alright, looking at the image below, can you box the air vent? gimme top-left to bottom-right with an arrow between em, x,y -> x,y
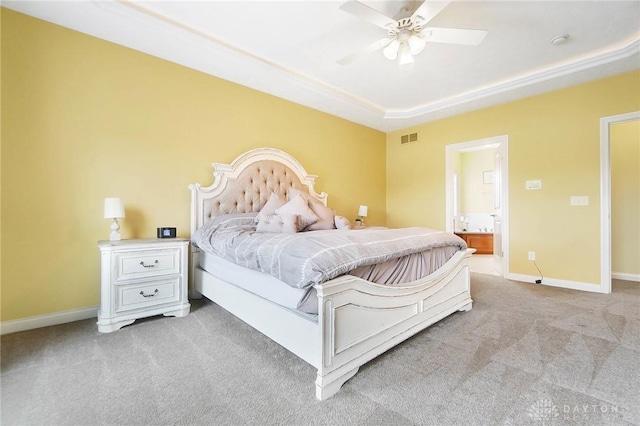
400,132 -> 418,144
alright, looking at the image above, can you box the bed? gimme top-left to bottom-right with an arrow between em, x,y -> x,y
189,147 -> 473,400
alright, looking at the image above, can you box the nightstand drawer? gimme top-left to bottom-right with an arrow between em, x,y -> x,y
115,248 -> 181,280
116,278 -> 180,313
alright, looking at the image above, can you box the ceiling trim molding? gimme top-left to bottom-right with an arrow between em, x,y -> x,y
5,0 -> 638,133
123,0 -> 639,127
385,37 -> 640,120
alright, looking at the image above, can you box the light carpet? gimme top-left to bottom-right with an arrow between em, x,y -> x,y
2,274 -> 638,425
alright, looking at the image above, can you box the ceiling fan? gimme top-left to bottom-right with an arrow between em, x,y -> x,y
337,0 -> 488,66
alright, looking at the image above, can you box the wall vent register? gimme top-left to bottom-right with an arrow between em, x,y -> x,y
401,132 -> 418,144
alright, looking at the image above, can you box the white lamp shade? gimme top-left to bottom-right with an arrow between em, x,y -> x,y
398,43 -> 414,65
383,40 -> 400,60
408,35 -> 426,55
104,198 -> 125,219
358,205 -> 368,217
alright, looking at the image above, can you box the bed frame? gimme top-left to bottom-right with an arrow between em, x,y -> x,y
189,147 -> 473,400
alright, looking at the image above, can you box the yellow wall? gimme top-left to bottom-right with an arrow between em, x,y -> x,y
2,8 -> 639,323
611,120 -> 640,275
0,9 -> 386,321
387,70 -> 640,285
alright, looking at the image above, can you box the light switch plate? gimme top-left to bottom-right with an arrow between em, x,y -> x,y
525,180 -> 542,190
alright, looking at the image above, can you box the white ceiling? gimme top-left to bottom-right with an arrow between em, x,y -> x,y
5,1 -> 640,132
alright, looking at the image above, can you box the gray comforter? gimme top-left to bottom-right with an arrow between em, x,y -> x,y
193,213 -> 467,290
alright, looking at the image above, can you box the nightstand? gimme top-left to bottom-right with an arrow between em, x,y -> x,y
97,238 -> 190,333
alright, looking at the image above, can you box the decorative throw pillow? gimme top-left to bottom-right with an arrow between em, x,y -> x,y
256,214 -> 298,234
334,215 -> 353,230
288,188 -> 335,231
275,194 -> 319,230
255,192 -> 286,223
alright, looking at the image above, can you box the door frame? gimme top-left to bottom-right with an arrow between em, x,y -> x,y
445,135 -> 509,275
599,111 -> 640,293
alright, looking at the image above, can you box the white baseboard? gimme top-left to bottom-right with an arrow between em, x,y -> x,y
1,306 -> 98,335
505,273 -> 608,293
612,272 -> 640,283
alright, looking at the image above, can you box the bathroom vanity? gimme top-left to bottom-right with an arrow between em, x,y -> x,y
455,232 -> 494,255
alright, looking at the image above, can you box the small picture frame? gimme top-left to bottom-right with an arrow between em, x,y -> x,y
483,170 -> 494,184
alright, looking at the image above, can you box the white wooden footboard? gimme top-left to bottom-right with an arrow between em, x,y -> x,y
314,248 -> 473,400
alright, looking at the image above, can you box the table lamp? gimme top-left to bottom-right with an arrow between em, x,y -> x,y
358,205 -> 368,226
104,197 -> 125,241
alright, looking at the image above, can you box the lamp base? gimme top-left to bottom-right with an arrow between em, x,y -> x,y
109,218 -> 121,241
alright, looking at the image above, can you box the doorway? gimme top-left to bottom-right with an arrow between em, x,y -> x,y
446,135 -> 509,276
600,111 -> 640,293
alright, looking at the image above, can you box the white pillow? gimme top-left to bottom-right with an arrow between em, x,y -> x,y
255,192 -> 286,223
275,194 -> 319,230
334,215 -> 353,230
288,188 -> 335,231
255,214 -> 298,234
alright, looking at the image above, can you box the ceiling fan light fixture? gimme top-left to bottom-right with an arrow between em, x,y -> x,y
408,34 -> 426,55
383,39 -> 400,60
337,0 -> 488,66
398,43 -> 414,65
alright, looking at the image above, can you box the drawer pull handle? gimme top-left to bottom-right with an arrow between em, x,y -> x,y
140,289 -> 159,298
140,260 -> 159,268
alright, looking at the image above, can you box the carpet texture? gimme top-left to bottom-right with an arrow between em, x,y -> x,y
2,274 -> 638,425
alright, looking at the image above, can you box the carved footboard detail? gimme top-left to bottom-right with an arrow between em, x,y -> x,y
314,249 -> 473,400
334,303 -> 419,354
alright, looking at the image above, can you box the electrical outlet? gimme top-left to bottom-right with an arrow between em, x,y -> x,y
570,196 -> 589,206
528,251 -> 536,261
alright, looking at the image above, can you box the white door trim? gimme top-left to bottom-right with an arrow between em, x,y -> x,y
445,135 -> 509,276
600,111 -> 640,293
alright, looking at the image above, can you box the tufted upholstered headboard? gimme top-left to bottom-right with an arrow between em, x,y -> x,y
189,148 -> 328,236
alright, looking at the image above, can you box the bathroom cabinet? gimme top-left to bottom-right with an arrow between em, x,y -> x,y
455,232 -> 494,255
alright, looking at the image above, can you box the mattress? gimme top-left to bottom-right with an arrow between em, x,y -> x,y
198,251 -> 318,314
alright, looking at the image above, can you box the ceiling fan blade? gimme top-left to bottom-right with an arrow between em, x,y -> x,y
411,0 -> 452,26
337,38 -> 392,65
423,27 -> 488,45
339,1 -> 397,30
